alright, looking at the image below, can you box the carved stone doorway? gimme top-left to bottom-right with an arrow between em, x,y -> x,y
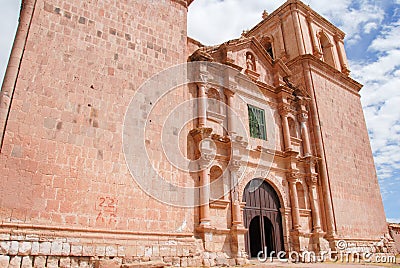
243,179 -> 284,258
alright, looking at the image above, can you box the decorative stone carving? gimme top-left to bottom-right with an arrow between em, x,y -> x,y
334,33 -> 351,76
211,134 -> 230,143
287,170 -> 300,182
202,153 -> 214,162
298,112 -> 308,122
190,127 -> 213,142
262,10 -> 269,20
231,135 -> 248,148
229,159 -> 241,171
278,104 -> 291,116
246,52 -> 256,71
189,49 -> 214,62
306,174 -> 318,186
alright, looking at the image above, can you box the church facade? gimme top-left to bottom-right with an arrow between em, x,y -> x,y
0,0 -> 395,267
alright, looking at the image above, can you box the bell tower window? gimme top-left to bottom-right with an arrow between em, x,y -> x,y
265,42 -> 274,59
318,32 -> 335,68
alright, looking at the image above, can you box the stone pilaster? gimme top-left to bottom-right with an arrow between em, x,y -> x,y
287,170 -> 301,252
0,0 -> 37,151
229,161 -> 242,227
306,173 -> 322,232
290,6 -> 305,55
307,172 -> 327,253
197,83 -> 208,128
225,89 -> 236,136
199,153 -> 213,226
306,14 -> 322,59
287,171 -> 301,231
298,111 -> 312,157
279,104 -> 293,152
275,17 -> 288,61
302,62 -> 336,240
334,33 -> 350,75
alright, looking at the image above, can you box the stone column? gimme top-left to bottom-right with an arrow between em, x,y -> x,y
225,89 -> 236,135
197,83 -> 208,128
288,172 -> 301,230
197,82 -> 211,226
298,112 -> 312,157
199,159 -> 211,226
229,162 -> 242,226
334,34 -> 350,75
290,6 -> 305,55
306,14 -> 322,58
302,61 -> 336,238
226,88 -> 242,226
279,105 -> 292,151
0,0 -> 37,151
306,174 -> 322,232
276,17 -> 287,60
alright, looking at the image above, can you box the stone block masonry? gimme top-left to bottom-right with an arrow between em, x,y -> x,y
0,0 -> 192,241
0,227 -> 203,267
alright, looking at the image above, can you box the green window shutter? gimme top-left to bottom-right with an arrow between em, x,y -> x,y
248,104 -> 267,140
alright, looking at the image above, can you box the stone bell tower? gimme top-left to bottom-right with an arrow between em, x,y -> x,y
245,0 -> 389,250
247,0 -> 350,74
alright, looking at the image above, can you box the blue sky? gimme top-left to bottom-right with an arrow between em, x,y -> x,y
0,0 -> 399,222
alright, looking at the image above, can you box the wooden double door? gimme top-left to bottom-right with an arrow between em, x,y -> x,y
243,179 -> 284,258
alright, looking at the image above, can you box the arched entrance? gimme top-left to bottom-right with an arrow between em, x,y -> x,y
243,179 -> 284,258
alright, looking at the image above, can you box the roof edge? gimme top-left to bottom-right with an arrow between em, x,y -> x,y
246,0 -> 345,38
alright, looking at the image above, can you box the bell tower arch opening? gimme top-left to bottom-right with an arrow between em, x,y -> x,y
318,32 -> 336,68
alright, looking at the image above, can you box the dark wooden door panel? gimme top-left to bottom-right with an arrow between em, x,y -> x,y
243,179 -> 284,258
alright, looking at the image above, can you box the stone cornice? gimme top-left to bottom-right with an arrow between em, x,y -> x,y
0,223 -> 194,239
209,36 -> 275,67
199,37 -> 293,89
171,0 -> 192,8
187,37 -> 204,48
286,54 -> 362,96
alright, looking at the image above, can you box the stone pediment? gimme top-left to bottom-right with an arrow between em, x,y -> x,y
195,37 -> 291,86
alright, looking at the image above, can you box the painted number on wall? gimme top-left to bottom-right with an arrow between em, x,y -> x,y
96,196 -> 117,212
95,196 -> 118,224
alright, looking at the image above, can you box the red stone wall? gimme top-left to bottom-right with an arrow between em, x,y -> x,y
0,0 -> 192,233
309,67 -> 388,239
389,225 -> 400,253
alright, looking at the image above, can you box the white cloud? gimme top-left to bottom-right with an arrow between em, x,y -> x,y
350,17 -> 400,184
188,0 -> 283,45
188,0 -> 385,45
334,2 -> 384,43
364,22 -> 378,34
370,20 -> 400,51
306,0 -> 385,44
388,218 -> 400,223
